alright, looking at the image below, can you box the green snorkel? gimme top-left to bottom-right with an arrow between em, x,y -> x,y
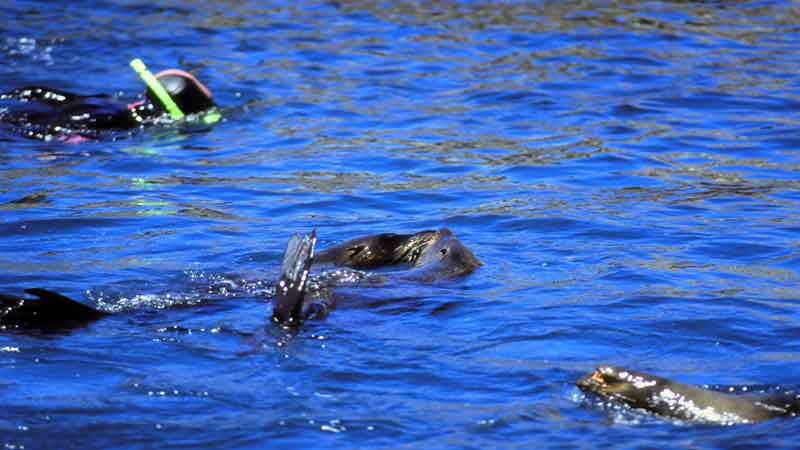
202,109 -> 221,125
129,58 -> 185,120
130,58 -> 220,124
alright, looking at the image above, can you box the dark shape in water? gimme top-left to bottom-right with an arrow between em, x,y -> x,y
273,228 -> 481,324
315,228 -> 481,278
577,365 -> 800,424
272,231 -> 317,325
0,288 -> 108,330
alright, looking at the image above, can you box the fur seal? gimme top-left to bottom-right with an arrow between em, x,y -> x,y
314,228 -> 481,280
0,288 -> 108,330
272,227 -> 481,324
577,365 -> 800,424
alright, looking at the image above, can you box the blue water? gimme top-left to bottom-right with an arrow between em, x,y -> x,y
1,0 -> 800,448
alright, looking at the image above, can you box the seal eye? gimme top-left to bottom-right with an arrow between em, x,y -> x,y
440,248 -> 448,256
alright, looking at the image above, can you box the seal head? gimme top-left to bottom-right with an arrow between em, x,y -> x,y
405,228 -> 482,281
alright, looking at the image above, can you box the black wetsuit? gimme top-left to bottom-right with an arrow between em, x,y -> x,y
0,86 -> 161,141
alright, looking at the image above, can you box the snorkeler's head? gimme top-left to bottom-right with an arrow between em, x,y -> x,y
145,69 -> 214,115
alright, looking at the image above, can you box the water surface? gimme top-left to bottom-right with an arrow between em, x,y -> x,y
1,1 -> 799,448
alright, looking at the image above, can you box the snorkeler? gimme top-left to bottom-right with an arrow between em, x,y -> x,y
0,59 -> 219,142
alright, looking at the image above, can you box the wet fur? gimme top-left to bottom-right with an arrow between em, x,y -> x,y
577,365 -> 800,424
0,288 -> 108,330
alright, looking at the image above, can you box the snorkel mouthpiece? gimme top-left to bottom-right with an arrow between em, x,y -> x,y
129,58 -> 185,120
203,110 -> 221,125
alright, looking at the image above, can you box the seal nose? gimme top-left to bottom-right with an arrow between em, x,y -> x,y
576,374 -> 592,388
452,241 -> 482,268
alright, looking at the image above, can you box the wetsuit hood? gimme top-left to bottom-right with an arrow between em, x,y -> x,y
145,69 -> 214,115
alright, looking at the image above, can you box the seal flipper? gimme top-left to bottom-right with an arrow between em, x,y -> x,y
272,231 -> 316,325
0,288 -> 107,329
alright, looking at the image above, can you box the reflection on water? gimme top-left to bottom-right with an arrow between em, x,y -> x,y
1,0 -> 800,449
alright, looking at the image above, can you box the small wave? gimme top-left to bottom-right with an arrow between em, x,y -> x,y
2,37 -> 55,65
